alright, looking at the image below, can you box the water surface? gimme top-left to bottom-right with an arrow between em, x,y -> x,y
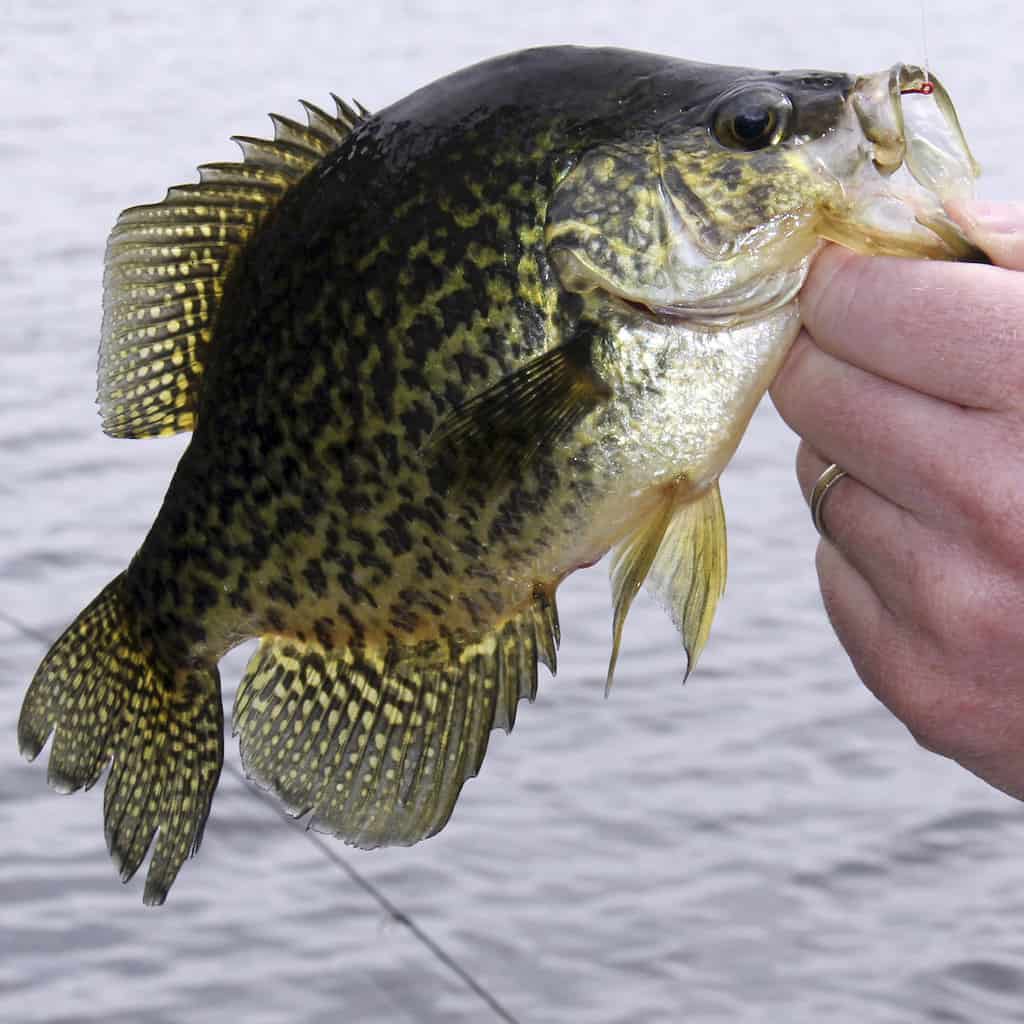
3,2 -> 1024,1021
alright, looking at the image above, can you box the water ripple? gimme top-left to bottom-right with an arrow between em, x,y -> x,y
3,3 -> 1022,1023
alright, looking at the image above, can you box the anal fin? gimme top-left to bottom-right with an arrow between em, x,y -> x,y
607,481 -> 727,691
232,592 -> 560,849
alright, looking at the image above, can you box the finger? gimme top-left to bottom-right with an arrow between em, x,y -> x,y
796,443 -> 936,619
797,244 -> 1024,411
818,535 -> 1024,800
771,331 -> 985,522
813,538 -> 892,706
814,539 -> 950,755
946,200 -> 1024,272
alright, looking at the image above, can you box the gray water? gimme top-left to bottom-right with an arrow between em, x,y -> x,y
4,2 -> 1024,1021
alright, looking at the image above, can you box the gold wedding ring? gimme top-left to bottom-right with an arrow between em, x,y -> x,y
810,463 -> 848,543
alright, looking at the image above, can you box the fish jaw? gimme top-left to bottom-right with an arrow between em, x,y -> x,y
807,64 -> 987,262
546,61 -> 985,346
545,130 -> 827,326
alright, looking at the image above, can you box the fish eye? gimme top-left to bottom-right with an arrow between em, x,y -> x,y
712,88 -> 793,151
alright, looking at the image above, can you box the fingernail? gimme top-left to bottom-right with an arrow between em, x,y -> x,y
954,200 -> 1024,236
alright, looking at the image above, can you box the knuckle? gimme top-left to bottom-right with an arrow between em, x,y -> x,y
811,527 -> 1021,769
843,628 -> 949,753
904,687 -> 1000,765
913,558 -> 987,646
893,578 -> 1023,762
900,547 -> 1021,674
958,452 -> 1024,571
906,717 -> 945,756
889,658 -> 982,759
923,417 -> 1024,569
906,711 -> 961,758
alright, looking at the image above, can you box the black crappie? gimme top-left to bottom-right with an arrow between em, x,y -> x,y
18,46 -> 985,903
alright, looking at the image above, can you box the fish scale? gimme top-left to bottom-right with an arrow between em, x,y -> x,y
18,46 -> 986,902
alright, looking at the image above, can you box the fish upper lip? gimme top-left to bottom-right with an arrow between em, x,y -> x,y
827,64 -> 986,263
851,67 -> 907,174
852,63 -> 980,183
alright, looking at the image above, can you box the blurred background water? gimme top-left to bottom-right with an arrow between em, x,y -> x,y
3,1 -> 1024,1021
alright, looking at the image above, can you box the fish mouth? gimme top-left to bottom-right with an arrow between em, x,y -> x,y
604,263 -> 810,327
821,63 -> 989,263
548,61 -> 988,327
856,65 -> 979,181
551,243 -> 814,329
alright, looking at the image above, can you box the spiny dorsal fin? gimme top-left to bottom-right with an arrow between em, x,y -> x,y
99,95 -> 367,439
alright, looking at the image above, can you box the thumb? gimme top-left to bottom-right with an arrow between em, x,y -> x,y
946,200 -> 1024,271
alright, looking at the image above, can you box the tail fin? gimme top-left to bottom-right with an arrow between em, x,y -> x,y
17,573 -> 223,905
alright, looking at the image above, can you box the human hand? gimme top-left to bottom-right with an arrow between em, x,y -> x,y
770,201 -> 1024,799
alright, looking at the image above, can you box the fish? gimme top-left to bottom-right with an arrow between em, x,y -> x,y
17,46 -> 987,904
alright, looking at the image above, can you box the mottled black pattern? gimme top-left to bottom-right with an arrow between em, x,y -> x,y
22,47 -> 877,900
18,44 -> 996,909
126,48 -> 855,666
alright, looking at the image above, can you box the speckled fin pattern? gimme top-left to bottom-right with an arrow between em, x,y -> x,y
98,96 -> 367,438
232,593 -> 560,849
16,573 -> 224,906
607,482 -> 727,691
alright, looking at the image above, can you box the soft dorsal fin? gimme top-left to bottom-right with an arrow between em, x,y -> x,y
99,95 -> 368,439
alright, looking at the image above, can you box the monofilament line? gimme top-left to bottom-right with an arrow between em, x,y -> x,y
3,607 -> 520,1024
920,0 -> 931,84
238,768 -> 521,1024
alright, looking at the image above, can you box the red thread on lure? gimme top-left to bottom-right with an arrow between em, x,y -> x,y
901,82 -> 935,96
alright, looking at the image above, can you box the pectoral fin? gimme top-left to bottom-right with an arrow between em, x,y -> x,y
428,333 -> 610,482
607,482 -> 727,691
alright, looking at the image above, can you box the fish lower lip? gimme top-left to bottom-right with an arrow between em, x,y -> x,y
648,303 -> 692,319
606,290 -> 798,325
914,212 -> 992,264
610,293 -> 687,321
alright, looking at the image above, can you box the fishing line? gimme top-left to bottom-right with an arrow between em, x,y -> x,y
2,606 -> 520,1024
901,5 -> 934,100
238,769 -> 521,1024
920,0 -> 931,85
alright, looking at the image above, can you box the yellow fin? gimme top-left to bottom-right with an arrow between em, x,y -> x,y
231,594 -> 559,849
99,96 -> 367,439
647,482 -> 728,678
606,493 -> 675,694
17,573 -> 223,905
607,482 -> 727,691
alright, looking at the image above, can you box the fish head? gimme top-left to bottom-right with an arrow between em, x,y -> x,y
546,60 -> 984,326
